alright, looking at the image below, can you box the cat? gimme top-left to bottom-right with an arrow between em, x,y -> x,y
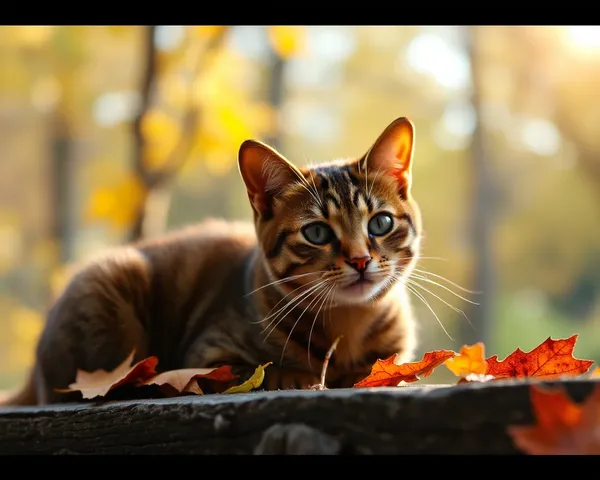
2,116 -> 422,406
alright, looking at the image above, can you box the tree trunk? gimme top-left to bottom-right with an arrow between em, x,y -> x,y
265,53 -> 286,151
50,112 -> 76,264
462,26 -> 496,346
128,25 -> 157,243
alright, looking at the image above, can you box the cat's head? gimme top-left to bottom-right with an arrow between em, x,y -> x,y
238,117 -> 421,306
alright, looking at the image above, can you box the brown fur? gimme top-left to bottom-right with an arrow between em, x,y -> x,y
2,117 -> 422,406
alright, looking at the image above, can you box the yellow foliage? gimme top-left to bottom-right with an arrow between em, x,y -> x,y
50,263 -> 77,300
106,26 -> 132,36
85,175 -> 146,231
16,26 -> 54,48
10,305 -> 43,344
267,26 -> 306,58
141,109 -> 181,170
205,150 -> 236,176
215,103 -> 254,146
30,76 -> 62,112
0,223 -> 22,275
194,26 -> 227,39
31,238 -> 59,269
161,74 -> 190,110
8,304 -> 44,371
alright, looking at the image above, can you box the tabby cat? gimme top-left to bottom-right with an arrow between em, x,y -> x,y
3,116 -> 422,406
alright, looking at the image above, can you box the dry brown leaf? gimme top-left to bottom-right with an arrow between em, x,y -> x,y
353,350 -> 456,388
486,335 -> 594,380
56,351 -> 158,399
143,365 -> 238,396
182,380 -> 204,395
508,384 -> 600,454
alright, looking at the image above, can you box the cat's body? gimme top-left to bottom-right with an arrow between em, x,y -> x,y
3,117 -> 422,406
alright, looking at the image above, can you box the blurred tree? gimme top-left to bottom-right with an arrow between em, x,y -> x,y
264,26 -> 306,151
462,26 -> 497,346
129,26 -> 230,242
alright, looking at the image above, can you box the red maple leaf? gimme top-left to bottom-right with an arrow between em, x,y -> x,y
353,350 -> 456,388
486,335 -> 594,379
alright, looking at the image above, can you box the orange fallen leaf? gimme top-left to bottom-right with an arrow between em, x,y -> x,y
445,343 -> 488,377
142,365 -> 238,396
508,384 -> 600,454
590,367 -> 600,378
56,351 -> 158,399
486,335 -> 594,380
353,350 -> 456,388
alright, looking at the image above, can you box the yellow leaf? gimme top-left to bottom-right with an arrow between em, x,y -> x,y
86,188 -> 117,219
106,26 -> 131,36
268,26 -> 305,58
84,175 -> 146,230
17,26 -> 54,47
0,223 -> 22,275
161,74 -> 189,110
141,109 -> 181,170
223,363 -> 272,394
10,306 -> 43,344
50,263 -> 77,299
194,26 -> 227,39
215,103 -> 253,145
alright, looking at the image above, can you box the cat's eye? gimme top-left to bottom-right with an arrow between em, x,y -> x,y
302,222 -> 334,245
368,213 -> 393,236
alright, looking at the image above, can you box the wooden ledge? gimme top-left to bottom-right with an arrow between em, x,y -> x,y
1,378 -> 598,454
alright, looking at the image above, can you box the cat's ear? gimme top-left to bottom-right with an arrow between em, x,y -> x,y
361,117 -> 415,198
238,139 -> 302,217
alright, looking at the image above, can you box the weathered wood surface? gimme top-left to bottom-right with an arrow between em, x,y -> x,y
0,378 -> 597,455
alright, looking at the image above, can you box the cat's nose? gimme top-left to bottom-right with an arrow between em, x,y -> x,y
346,256 -> 371,273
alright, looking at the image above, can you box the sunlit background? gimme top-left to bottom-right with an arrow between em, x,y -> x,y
1,25 -> 600,388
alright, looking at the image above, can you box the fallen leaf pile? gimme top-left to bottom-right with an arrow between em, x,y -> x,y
349,333 -> 600,455
351,334 -> 594,388
53,332 -> 600,455
57,351 -> 271,400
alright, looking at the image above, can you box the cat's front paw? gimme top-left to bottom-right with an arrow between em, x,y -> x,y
263,367 -> 321,391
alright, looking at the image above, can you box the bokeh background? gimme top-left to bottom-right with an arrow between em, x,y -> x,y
1,25 -> 599,389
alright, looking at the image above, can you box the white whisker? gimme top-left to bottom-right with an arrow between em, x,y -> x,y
261,279 -> 330,340
307,170 -> 322,205
248,276 -> 325,325
245,270 -> 327,296
393,274 -> 454,341
409,273 -> 479,305
307,283 -> 336,371
289,166 -> 323,207
369,166 -> 385,198
406,278 -> 474,329
411,267 -> 480,294
280,281 -> 332,366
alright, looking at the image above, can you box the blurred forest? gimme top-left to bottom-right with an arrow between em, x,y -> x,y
1,25 -> 600,389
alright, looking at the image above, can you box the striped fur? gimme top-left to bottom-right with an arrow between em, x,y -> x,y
2,117 -> 422,406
